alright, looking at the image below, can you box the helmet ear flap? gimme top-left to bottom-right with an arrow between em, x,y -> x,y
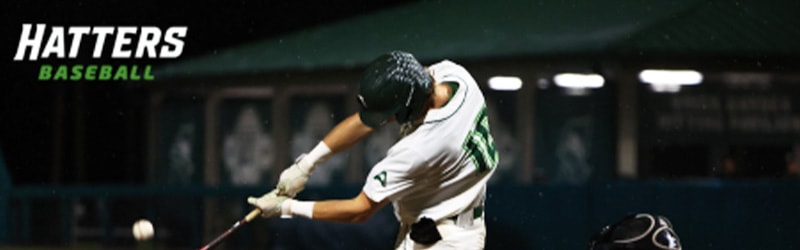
394,84 -> 414,124
396,76 -> 433,124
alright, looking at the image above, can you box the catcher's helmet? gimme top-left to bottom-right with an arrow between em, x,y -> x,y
589,213 -> 682,250
357,51 -> 433,128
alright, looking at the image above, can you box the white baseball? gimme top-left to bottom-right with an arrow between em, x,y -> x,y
132,219 -> 154,241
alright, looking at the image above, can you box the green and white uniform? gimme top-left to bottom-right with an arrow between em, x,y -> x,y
362,60 -> 498,250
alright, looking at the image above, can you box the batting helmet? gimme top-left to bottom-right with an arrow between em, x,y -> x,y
357,51 -> 433,128
589,213 -> 682,250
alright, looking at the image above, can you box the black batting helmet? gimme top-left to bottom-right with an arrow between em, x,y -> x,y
357,51 -> 433,128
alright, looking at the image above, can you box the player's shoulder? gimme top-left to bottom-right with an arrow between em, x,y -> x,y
428,60 -> 466,74
428,60 -> 476,87
429,59 -> 459,68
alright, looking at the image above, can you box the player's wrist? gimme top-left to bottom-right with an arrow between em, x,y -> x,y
297,141 -> 333,173
281,199 -> 315,219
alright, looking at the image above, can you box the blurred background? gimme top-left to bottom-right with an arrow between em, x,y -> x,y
2,0 -> 800,249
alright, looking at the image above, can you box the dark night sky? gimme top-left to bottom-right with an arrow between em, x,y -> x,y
1,0 -> 415,185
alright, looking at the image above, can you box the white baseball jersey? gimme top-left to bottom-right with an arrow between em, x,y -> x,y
363,60 -> 499,224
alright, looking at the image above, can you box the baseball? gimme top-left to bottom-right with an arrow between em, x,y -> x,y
132,219 -> 154,241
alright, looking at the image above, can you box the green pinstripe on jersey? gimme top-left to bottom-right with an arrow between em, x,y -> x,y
463,105 -> 498,173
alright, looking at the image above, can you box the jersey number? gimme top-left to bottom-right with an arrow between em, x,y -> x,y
463,106 -> 498,173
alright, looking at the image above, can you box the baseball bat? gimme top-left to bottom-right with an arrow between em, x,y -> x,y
197,208 -> 261,250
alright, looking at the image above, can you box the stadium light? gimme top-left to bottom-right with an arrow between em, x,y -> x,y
638,69 -> 703,85
488,76 -> 522,91
553,73 -> 605,88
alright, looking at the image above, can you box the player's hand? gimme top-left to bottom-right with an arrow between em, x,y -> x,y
276,154 -> 312,197
247,189 -> 289,218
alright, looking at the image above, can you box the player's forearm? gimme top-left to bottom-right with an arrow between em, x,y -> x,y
278,114 -> 373,196
322,113 -> 374,153
310,199 -> 374,223
293,113 -> 372,174
283,192 -> 385,223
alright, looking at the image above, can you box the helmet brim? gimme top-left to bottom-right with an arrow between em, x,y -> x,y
359,109 -> 395,128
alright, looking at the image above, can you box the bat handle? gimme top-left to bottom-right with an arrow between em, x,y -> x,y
197,209 -> 262,250
244,208 -> 261,222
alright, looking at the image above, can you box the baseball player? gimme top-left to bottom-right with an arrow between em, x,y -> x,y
248,50 -> 499,250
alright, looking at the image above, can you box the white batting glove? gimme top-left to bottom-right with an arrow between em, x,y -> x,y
276,154 -> 313,197
246,189 -> 289,218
